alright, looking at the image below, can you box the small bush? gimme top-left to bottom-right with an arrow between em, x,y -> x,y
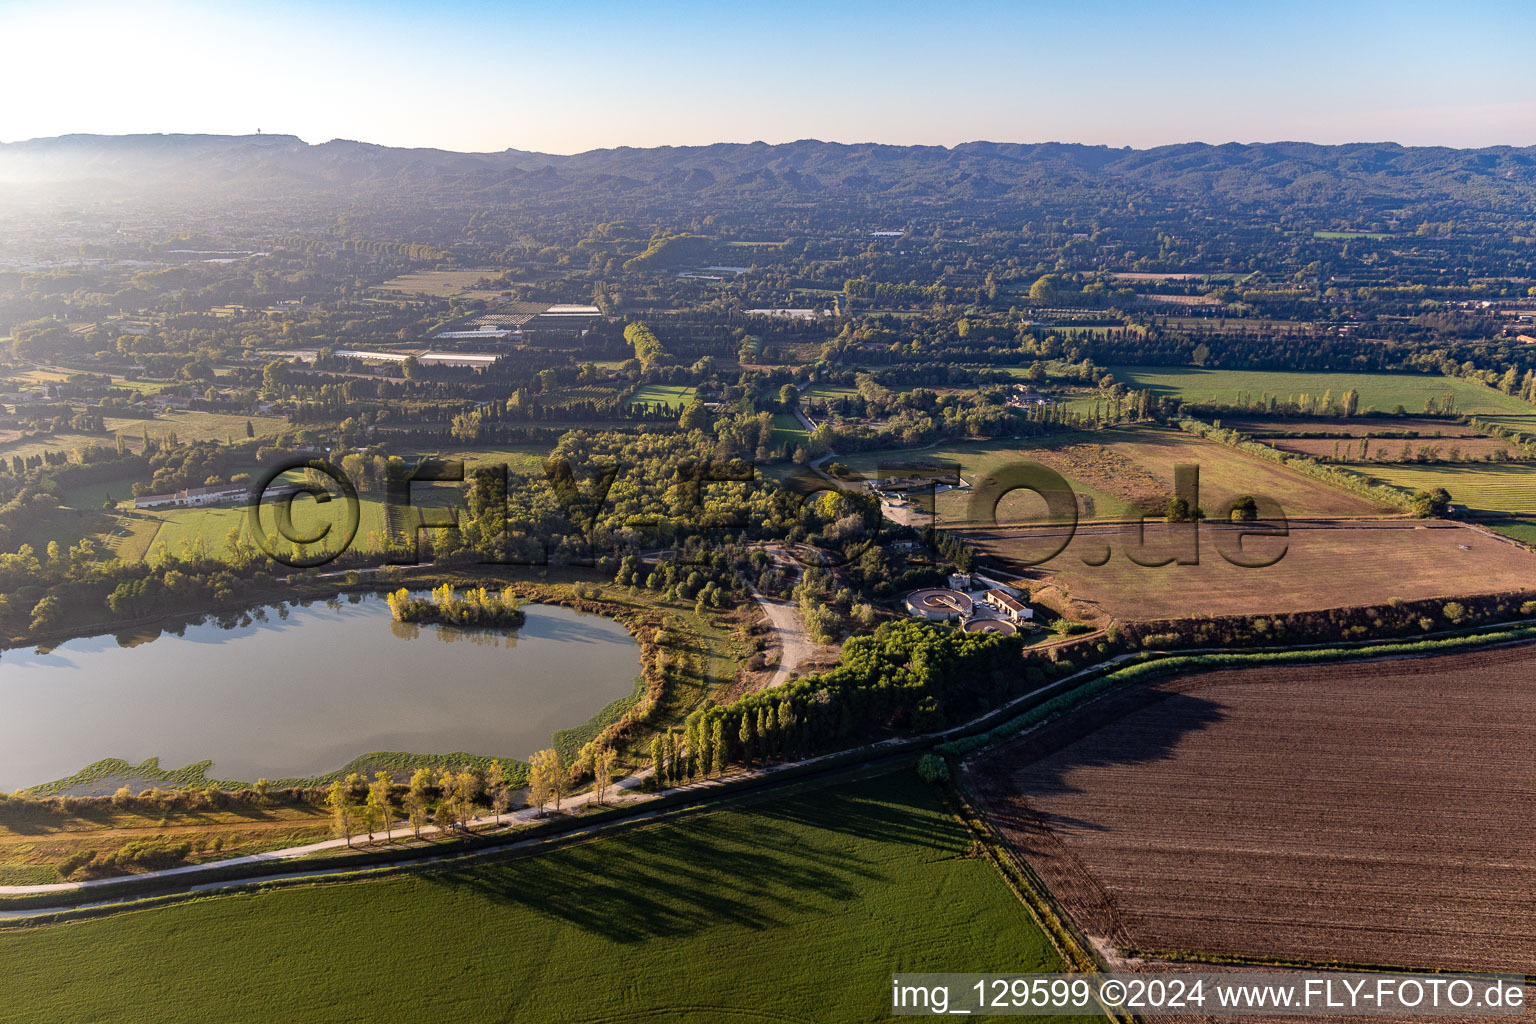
57,850 -> 97,880
915,754 -> 950,784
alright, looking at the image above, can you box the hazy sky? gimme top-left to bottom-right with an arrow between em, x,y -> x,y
2,0 -> 1533,152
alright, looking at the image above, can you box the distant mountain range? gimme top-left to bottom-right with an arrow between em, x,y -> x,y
4,133 -> 1535,208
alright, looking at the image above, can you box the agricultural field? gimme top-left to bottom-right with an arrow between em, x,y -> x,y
837,434 -> 1138,522
141,489 -> 472,562
1222,416 -> 1525,463
1223,416 -> 1492,438
1,412 -> 287,463
842,425 -> 1381,525
1313,229 -> 1392,239
80,483 -> 472,564
627,383 -> 696,410
409,442 -> 553,474
1108,366 -> 1536,418
0,431 -> 113,461
970,643 -> 1536,972
374,269 -> 505,297
0,773 -> 1078,1024
800,382 -> 859,403
1273,435 -> 1517,460
107,410 -> 288,446
538,384 -> 622,414
968,521 -> 1536,621
1340,462 -> 1536,514
1486,518 -> 1536,545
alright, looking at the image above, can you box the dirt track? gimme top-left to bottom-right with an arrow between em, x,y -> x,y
970,643 -> 1536,973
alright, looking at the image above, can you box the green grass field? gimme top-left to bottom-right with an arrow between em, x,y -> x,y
407,443 -> 553,474
107,410 -> 288,446
801,383 -> 859,403
0,773 -> 1077,1024
1485,519 -> 1536,545
374,269 -> 505,297
23,463 -> 540,565
1342,462 -> 1536,513
627,384 -> 697,410
771,412 -> 808,447
0,412 -> 287,462
0,431 -> 112,461
1313,230 -> 1392,240
142,488 -> 471,561
1108,366 -> 1536,418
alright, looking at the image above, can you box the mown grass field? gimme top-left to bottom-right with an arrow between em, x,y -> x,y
771,411 -> 808,447
107,410 -> 288,446
0,773 -> 1078,1024
1107,366 -> 1536,418
33,456 -> 542,565
373,269 -> 504,296
801,382 -> 859,402
1341,462 -> 1536,513
0,412 -> 287,462
0,431 -> 112,461
405,442 -> 553,474
143,489 -> 471,561
1313,230 -> 1392,239
627,383 -> 696,409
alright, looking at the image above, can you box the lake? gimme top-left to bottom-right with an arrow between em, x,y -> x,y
0,595 -> 642,792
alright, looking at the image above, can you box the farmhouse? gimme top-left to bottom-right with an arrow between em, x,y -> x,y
134,483 -> 249,510
983,588 -> 1031,623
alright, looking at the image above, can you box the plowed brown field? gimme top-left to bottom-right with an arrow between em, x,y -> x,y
970,644 -> 1536,973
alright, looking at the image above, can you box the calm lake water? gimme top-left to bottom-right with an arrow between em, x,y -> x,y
0,596 -> 641,791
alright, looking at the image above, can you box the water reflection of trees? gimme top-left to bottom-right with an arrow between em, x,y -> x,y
387,619 -> 517,648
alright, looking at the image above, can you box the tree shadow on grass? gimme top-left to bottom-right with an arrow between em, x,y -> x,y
418,785 -> 929,943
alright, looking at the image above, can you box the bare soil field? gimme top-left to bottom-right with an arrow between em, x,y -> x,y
969,643 -> 1536,972
966,521 -> 1536,621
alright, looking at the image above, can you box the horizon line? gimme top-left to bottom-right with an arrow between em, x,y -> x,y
4,132 -> 1535,158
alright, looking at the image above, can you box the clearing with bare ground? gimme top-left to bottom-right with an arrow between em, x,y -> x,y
967,521 -> 1536,621
969,643 -> 1536,973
